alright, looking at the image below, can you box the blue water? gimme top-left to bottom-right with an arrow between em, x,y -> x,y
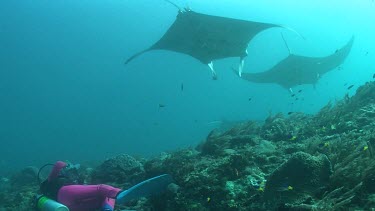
1,0 -> 374,175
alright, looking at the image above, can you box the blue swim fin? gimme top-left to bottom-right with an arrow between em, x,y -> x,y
116,174 -> 173,204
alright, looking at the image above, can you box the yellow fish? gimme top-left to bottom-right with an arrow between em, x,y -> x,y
289,136 -> 297,141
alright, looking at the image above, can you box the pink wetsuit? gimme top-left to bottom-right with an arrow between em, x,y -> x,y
49,161 -> 121,211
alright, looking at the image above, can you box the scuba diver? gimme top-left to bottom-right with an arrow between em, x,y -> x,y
36,161 -> 173,211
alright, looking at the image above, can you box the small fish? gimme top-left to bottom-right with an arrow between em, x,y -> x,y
347,85 -> 354,90
318,142 -> 330,148
181,83 -> 184,91
159,104 -> 166,108
365,51 -> 369,56
373,73 -> 375,79
289,136 -> 297,141
276,185 -> 294,192
248,97 -> 252,101
291,94 -> 296,97
298,89 -> 302,93
344,83 -> 348,86
337,66 -> 342,70
288,112 -> 294,115
295,98 -> 299,101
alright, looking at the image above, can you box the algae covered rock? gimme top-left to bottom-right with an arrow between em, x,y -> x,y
91,154 -> 145,187
10,166 -> 39,188
260,113 -> 307,141
262,113 -> 291,141
349,81 -> 375,109
0,177 -> 10,192
265,152 -> 332,204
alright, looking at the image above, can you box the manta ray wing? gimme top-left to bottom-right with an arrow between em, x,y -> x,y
125,9 -> 281,75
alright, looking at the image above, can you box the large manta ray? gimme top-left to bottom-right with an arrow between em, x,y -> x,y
239,36 -> 354,90
125,3 -> 291,79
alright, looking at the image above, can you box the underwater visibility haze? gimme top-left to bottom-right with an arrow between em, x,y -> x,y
0,0 -> 375,176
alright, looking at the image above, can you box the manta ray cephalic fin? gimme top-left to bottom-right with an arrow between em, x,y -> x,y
208,61 -> 217,80
238,55 -> 245,77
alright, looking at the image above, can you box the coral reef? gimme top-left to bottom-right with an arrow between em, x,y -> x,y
90,154 -> 146,188
2,81 -> 375,210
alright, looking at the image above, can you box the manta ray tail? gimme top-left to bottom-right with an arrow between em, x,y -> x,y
279,25 -> 305,40
125,49 -> 150,65
164,0 -> 182,11
231,66 -> 239,76
280,32 -> 292,55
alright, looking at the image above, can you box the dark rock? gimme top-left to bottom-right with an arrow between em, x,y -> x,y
265,152 -> 332,204
10,166 -> 39,188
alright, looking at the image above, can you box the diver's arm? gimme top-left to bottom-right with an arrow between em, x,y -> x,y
48,161 -> 67,181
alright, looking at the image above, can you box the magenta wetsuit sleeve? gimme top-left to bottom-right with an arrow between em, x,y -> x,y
48,161 -> 67,181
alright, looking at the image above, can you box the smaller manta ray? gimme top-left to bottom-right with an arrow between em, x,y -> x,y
125,1 -> 294,80
238,36 -> 354,90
